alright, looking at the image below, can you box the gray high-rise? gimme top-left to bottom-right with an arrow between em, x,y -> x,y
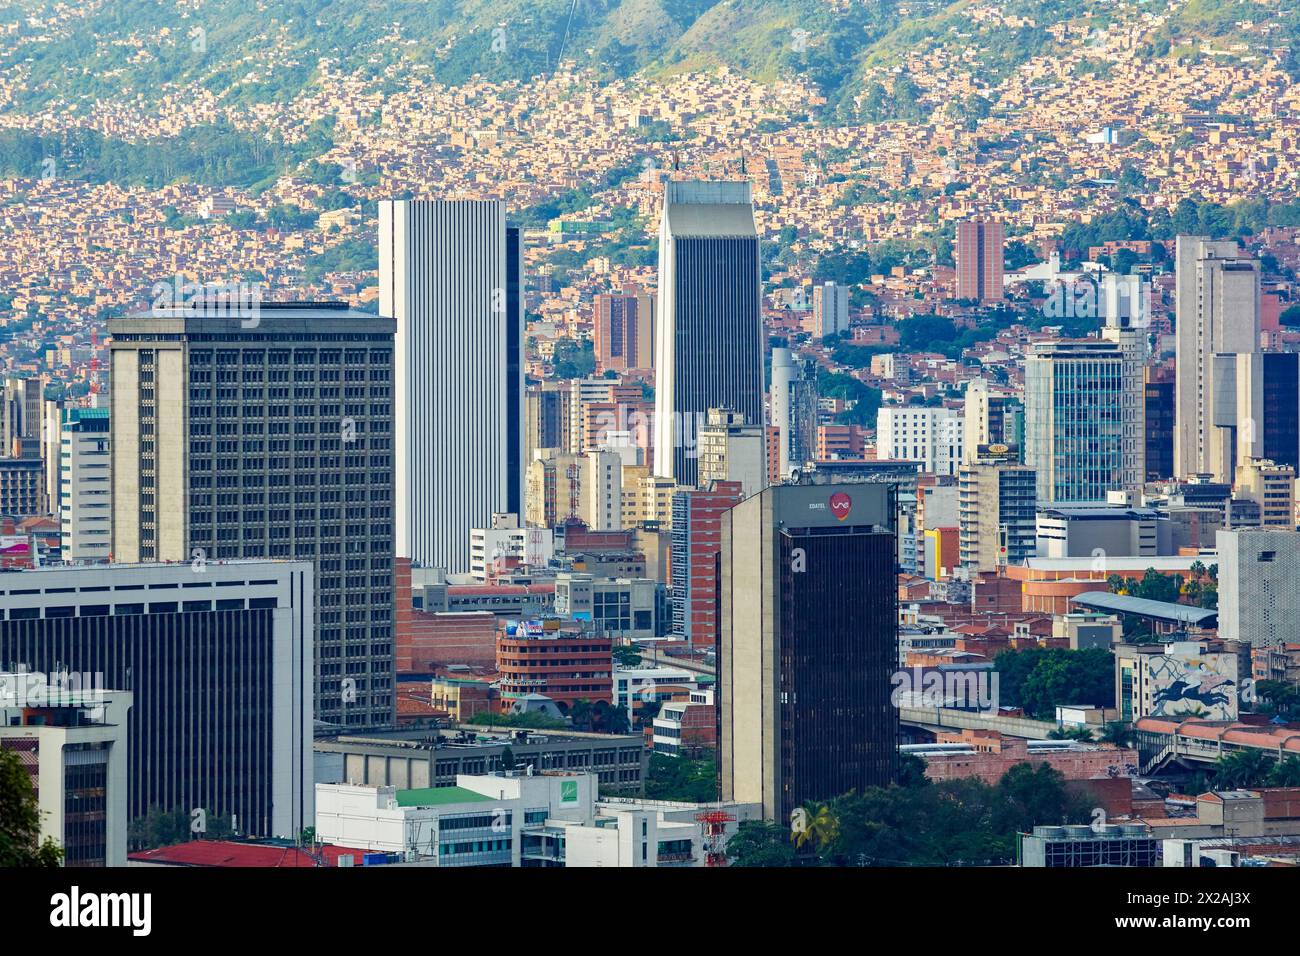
109,301 -> 397,729
653,181 -> 764,488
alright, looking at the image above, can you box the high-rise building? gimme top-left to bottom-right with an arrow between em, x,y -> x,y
958,447 -> 1036,572
380,199 -> 524,575
719,481 -> 898,822
594,285 -> 655,372
1101,277 -> 1148,490
875,406 -> 964,476
1217,528 -> 1300,647
697,407 -> 767,498
670,479 -> 744,651
1,376 -> 42,454
0,561 -> 314,838
770,347 -> 818,480
962,380 -> 1023,463
1144,366 -> 1175,481
812,282 -> 850,339
1025,339 -> 1127,503
1208,351 -> 1300,482
653,181 -> 763,487
108,300 -> 396,728
1175,237 -> 1260,478
59,407 -> 111,563
955,219 -> 1004,303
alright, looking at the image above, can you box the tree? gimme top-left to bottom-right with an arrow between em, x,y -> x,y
727,821 -> 799,867
0,748 -> 63,867
792,801 -> 839,850
1099,721 -> 1135,748
1214,750 -> 1276,790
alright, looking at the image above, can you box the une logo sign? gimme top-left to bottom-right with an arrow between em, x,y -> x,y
829,492 -> 852,521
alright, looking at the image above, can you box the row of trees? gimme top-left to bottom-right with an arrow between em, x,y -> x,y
993,647 -> 1116,720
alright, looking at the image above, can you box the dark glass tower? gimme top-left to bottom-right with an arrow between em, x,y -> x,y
719,481 -> 898,823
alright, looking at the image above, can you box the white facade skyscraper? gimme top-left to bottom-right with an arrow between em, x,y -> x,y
1174,236 -> 1260,478
380,199 -> 524,575
653,181 -> 764,487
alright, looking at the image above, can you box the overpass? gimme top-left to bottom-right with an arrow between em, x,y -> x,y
899,704 -> 1058,740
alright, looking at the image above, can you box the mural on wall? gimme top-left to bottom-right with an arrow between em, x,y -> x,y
1148,654 -> 1238,720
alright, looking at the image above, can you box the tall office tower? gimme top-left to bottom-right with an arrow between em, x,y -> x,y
1100,272 -> 1149,488
1,376 -> 42,453
955,218 -> 1005,303
1212,351 -> 1300,480
59,407 -> 110,563
1025,339 -> 1130,503
958,447 -> 1037,573
1217,528 -> 1300,647
670,480 -> 744,651
594,285 -> 655,372
0,561 -> 314,839
380,199 -> 524,576
875,405 -> 964,476
812,281 -> 850,339
654,181 -> 764,487
1175,236 -> 1260,478
1144,366 -> 1175,481
770,347 -> 818,480
109,301 -> 396,729
697,407 -> 768,498
719,482 -> 898,822
41,398 -> 61,513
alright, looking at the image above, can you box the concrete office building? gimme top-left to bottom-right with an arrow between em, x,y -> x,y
0,561 -> 314,839
957,448 -> 1036,572
0,675 -> 131,867
876,406 -> 964,476
58,407 -> 110,563
670,480 -> 744,650
719,481 -> 898,822
109,300 -> 395,728
1175,237 -> 1261,478
1035,507 -> 1169,559
1233,457 -> 1295,529
1218,528 -> 1300,647
1025,339 -> 1129,503
380,199 -> 524,576
955,219 -> 1004,303
653,181 -> 764,487
1209,351 -> 1300,483
469,513 -> 555,581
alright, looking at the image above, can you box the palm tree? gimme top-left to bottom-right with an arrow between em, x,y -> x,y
1214,750 -> 1276,790
1099,721 -> 1134,748
1267,756 -> 1300,788
792,801 -> 839,851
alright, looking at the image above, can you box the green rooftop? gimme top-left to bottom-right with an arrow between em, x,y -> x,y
394,786 -> 496,808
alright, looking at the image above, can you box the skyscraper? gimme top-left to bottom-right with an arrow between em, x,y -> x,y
1024,339 -> 1127,504
380,199 -> 524,575
719,481 -> 898,822
653,181 -> 764,487
812,281 -> 850,339
958,447 -> 1036,572
669,479 -> 743,651
955,219 -> 1004,303
1144,366 -> 1175,481
109,300 -> 396,729
1174,236 -> 1260,478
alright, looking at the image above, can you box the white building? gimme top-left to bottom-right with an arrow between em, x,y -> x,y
876,406 -> 964,476
469,513 -> 555,581
380,199 -> 524,574
315,772 -> 760,867
613,665 -> 699,713
58,408 -> 111,563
